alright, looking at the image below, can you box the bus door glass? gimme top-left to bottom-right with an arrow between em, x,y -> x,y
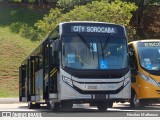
34,56 -> 42,101
50,41 -> 58,93
28,56 -> 36,101
44,42 -> 49,97
19,65 -> 27,102
44,41 -> 58,96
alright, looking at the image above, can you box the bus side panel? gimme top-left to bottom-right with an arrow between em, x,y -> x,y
35,69 -> 44,101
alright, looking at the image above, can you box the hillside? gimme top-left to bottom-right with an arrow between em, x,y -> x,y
0,4 -> 48,97
0,27 -> 38,97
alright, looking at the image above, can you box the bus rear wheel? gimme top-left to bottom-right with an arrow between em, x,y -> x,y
28,102 -> 40,109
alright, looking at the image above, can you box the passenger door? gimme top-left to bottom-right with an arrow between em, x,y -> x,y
28,56 -> 36,101
43,40 -> 58,100
19,65 -> 27,102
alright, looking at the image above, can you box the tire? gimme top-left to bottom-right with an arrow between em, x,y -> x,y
53,103 -> 61,112
61,101 -> 73,111
28,102 -> 40,109
48,100 -> 61,112
35,104 -> 40,109
130,92 -> 140,108
28,102 -> 34,109
109,102 -> 113,108
97,102 -> 108,111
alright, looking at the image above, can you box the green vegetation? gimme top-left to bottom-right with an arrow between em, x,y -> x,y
57,0 -> 101,12
0,0 -> 159,97
0,4 -> 48,40
0,27 -> 38,97
0,4 -> 47,97
35,0 -> 137,40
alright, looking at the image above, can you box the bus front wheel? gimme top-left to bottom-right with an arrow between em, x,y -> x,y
97,102 -> 108,111
48,100 -> 60,112
109,102 -> 113,108
61,101 -> 73,111
130,93 -> 140,108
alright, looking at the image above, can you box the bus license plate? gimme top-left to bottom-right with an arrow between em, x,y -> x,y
88,86 -> 97,89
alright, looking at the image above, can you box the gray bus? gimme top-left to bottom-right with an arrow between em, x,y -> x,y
19,21 -> 131,111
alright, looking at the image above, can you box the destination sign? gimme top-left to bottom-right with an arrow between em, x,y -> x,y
144,42 -> 160,47
71,26 -> 117,33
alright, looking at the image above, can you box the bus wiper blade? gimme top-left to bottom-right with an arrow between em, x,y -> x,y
77,33 -> 94,59
102,33 -> 112,50
100,40 -> 105,59
77,33 -> 93,50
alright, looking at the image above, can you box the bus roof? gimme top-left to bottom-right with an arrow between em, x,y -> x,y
128,39 -> 160,46
59,21 -> 124,27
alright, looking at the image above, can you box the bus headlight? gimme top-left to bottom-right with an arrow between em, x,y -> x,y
139,72 -> 159,86
62,76 -> 73,87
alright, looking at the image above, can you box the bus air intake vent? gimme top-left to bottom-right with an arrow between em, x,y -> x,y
74,74 -> 123,79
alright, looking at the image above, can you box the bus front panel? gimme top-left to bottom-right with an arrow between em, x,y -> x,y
130,41 -> 160,105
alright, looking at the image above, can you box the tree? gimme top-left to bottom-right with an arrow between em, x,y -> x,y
35,0 -> 137,40
57,0 -> 101,12
122,0 -> 160,35
21,0 -> 28,3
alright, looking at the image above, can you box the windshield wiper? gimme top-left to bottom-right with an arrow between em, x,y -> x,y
100,40 -> 105,59
102,33 -> 112,51
77,33 -> 93,50
77,33 -> 95,59
100,33 -> 113,59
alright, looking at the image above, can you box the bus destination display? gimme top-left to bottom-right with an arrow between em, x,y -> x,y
138,42 -> 160,47
71,26 -> 117,33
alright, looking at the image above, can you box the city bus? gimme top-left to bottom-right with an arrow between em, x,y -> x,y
128,40 -> 160,108
19,21 -> 131,111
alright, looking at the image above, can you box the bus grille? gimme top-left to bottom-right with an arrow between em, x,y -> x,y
74,74 -> 123,79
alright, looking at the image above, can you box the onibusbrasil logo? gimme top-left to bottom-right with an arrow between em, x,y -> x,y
1,112 -> 42,117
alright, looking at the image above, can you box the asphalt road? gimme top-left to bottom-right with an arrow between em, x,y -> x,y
0,98 -> 160,117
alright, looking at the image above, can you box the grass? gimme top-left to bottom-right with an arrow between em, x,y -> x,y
0,27 -> 38,97
0,4 -> 48,27
0,4 -> 49,97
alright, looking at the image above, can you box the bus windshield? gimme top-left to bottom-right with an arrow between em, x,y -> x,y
137,43 -> 160,71
62,34 -> 128,70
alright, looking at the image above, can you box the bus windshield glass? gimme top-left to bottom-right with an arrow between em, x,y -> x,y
137,42 -> 160,71
62,34 -> 128,70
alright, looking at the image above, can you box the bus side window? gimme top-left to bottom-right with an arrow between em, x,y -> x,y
128,44 -> 138,76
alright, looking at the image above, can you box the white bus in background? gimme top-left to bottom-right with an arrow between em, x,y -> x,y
19,21 -> 131,111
